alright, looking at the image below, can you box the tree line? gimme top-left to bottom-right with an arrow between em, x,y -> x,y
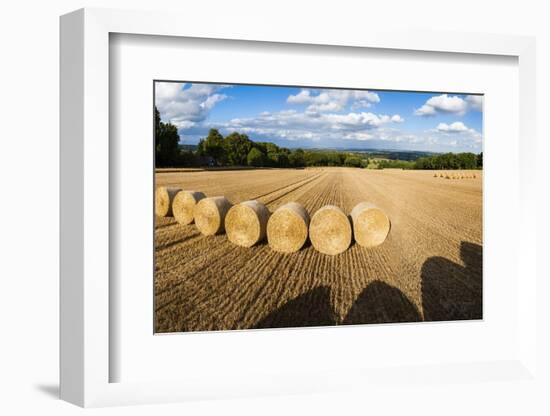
196,128 -> 369,168
413,152 -> 482,170
155,107 -> 482,169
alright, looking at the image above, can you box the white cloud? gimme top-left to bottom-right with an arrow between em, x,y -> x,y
414,93 -> 484,116
413,104 -> 437,116
155,82 -> 228,128
436,121 -> 469,133
414,94 -> 469,116
214,109 -> 405,145
287,89 -> 380,112
466,95 -> 483,111
434,121 -> 482,143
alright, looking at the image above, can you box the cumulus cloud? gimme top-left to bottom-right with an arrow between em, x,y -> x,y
414,94 -> 468,116
155,82 -> 228,129
221,110 -> 404,142
434,121 -> 482,143
287,89 -> 380,112
414,93 -> 484,117
465,95 -> 483,111
436,121 -> 469,133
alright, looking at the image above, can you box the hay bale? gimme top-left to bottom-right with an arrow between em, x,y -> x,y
309,205 -> 352,255
267,202 -> 310,253
155,186 -> 181,217
226,200 -> 270,247
350,202 -> 391,248
172,190 -> 206,225
194,196 -> 232,236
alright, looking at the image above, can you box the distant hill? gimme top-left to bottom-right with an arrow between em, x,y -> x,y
305,148 -> 437,161
179,144 -> 198,151
180,143 -> 435,161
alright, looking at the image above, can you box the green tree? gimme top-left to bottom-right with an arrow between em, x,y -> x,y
224,132 -> 252,165
344,156 -> 362,167
477,152 -> 483,168
197,129 -> 226,165
154,106 -> 180,167
289,148 -> 306,167
247,147 -> 265,167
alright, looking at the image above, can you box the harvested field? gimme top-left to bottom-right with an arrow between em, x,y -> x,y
155,167 -> 482,332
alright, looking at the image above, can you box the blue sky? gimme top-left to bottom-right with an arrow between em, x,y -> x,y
155,81 -> 483,153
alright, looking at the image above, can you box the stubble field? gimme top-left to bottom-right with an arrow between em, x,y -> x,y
155,167 -> 482,333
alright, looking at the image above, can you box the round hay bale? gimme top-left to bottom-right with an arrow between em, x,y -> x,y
309,205 -> 352,255
155,186 -> 181,217
226,200 -> 270,247
350,202 -> 391,248
172,190 -> 206,225
194,196 -> 232,236
267,202 -> 310,253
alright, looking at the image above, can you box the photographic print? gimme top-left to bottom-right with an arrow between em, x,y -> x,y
154,81 -> 483,333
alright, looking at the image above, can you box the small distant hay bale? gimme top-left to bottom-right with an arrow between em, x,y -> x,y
473,173 -> 477,178
194,196 -> 232,236
350,202 -> 391,248
172,190 -> 206,225
226,200 -> 270,247
445,173 -> 450,179
267,202 -> 310,253
155,186 -> 181,217
433,173 -> 438,177
309,205 -> 352,255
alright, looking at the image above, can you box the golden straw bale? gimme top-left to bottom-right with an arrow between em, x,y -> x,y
350,202 -> 391,248
194,196 -> 232,236
267,202 -> 310,253
172,190 -> 206,225
155,186 -> 181,217
226,200 -> 271,247
309,205 -> 352,255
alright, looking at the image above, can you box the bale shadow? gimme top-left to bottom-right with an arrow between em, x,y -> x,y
253,281 -> 421,329
342,280 -> 421,325
254,286 -> 337,329
421,241 -> 482,321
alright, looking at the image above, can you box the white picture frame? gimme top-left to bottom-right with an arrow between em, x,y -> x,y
60,7 -> 538,408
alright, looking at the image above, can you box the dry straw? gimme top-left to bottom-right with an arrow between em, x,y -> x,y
350,202 -> 391,248
309,205 -> 352,255
226,200 -> 271,247
194,196 -> 232,236
172,190 -> 206,225
267,202 -> 310,253
155,186 -> 181,217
